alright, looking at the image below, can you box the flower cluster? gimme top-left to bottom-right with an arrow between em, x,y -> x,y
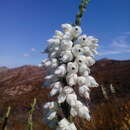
41,23 -> 99,130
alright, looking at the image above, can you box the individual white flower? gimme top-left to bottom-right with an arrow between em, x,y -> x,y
67,62 -> 78,75
71,26 -> 82,38
49,51 -> 58,58
61,24 -> 82,40
44,102 -> 55,109
66,93 -> 77,106
44,74 -> 54,80
78,63 -> 90,76
84,91 -> 90,99
66,73 -> 78,86
75,55 -> 87,66
47,111 -> 57,120
83,46 -> 94,57
72,44 -> 83,57
63,32 -> 72,40
77,76 -> 87,86
54,64 -> 66,77
75,100 -> 83,110
91,48 -> 98,55
60,40 -> 73,51
50,82 -> 62,96
77,34 -> 88,47
78,106 -> 90,120
63,86 -> 74,94
45,74 -> 59,82
87,36 -> 99,48
61,24 -> 72,32
60,51 -> 73,63
86,56 -> 95,67
58,93 -> 67,104
66,123 -> 77,130
43,58 -> 58,68
70,107 -> 78,117
38,63 -> 43,67
47,39 -> 61,54
51,58 -> 59,68
79,85 -> 90,98
42,59 -> 51,68
87,76 -> 99,88
53,30 -> 64,39
58,118 -> 70,128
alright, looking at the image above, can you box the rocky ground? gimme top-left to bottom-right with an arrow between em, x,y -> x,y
0,59 -> 130,130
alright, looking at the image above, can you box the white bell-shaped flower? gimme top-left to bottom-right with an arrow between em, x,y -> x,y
53,30 -> 63,39
78,63 -> 90,75
44,102 -> 55,109
87,76 -> 99,88
79,85 -> 89,96
60,40 -> 73,51
51,58 -> 59,68
47,111 -> 57,120
66,123 -> 77,130
86,56 -> 95,67
61,24 -> 72,32
58,93 -> 67,104
47,38 -> 60,46
84,91 -> 90,99
63,86 -> 74,94
66,93 -> 77,106
71,26 -> 82,38
78,106 -> 90,120
66,73 -> 78,86
87,36 -> 99,47
83,46 -> 94,57
75,100 -> 83,110
60,51 -> 73,63
50,82 -> 62,96
70,107 -> 78,117
63,31 -> 73,40
54,64 -> 66,77
67,62 -> 78,74
77,76 -> 87,86
77,34 -> 88,47
58,118 -> 70,128
45,74 -> 59,82
75,55 -> 87,66
44,74 -> 54,80
42,59 -> 51,68
72,44 -> 83,57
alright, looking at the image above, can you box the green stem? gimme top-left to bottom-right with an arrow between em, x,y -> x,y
27,98 -> 37,130
2,106 -> 11,130
75,0 -> 91,25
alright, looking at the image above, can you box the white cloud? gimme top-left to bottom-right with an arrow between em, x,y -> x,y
124,32 -> 130,35
100,50 -> 130,56
31,48 -> 36,52
100,50 -> 121,56
111,35 -> 129,48
23,53 -> 30,57
100,32 -> 130,56
112,41 -> 128,48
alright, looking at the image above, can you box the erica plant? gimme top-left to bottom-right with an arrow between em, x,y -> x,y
40,0 -> 99,129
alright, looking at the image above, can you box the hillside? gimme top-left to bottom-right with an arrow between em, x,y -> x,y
0,59 -> 130,130
0,66 -> 8,72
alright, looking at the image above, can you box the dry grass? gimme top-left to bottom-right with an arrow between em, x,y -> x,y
0,95 -> 129,130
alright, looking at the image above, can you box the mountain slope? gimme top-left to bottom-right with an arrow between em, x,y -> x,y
0,59 -> 130,130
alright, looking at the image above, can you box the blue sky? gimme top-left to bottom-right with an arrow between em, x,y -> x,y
0,0 -> 130,67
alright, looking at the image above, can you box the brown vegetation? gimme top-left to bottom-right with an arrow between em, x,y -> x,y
0,59 -> 130,130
